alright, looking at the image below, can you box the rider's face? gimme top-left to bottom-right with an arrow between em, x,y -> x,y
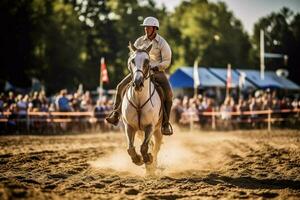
144,26 -> 156,37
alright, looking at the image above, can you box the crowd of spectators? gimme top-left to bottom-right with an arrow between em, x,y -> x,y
171,90 -> 300,130
0,89 -> 299,133
0,89 -> 114,133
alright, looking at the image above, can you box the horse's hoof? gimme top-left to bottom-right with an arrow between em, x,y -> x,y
143,153 -> 153,165
132,155 -> 144,166
146,170 -> 156,177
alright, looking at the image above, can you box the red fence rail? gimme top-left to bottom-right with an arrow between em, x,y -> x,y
0,108 -> 299,133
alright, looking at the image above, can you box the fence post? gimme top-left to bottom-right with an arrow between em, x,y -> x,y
189,111 -> 193,132
268,109 -> 271,132
26,112 -> 30,132
212,108 -> 216,130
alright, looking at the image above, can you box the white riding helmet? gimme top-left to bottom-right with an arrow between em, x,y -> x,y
140,16 -> 159,29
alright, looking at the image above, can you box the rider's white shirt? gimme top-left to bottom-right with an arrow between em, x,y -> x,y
134,34 -> 172,72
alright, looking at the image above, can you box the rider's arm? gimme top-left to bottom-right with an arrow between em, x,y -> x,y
157,40 -> 171,71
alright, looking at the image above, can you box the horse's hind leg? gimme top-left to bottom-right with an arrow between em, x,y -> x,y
141,125 -> 153,165
125,124 -> 143,166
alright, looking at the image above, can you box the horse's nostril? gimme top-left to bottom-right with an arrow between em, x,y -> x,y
134,78 -> 143,87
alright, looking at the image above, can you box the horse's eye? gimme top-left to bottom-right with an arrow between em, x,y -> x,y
131,59 -> 135,65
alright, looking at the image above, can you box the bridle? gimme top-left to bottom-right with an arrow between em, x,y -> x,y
129,49 -> 151,80
126,49 -> 156,130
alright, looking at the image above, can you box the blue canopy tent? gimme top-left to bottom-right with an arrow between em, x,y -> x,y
169,66 -> 225,89
265,71 -> 300,90
236,69 -> 300,90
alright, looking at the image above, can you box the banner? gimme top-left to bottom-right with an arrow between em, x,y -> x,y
227,63 -> 232,89
193,59 -> 200,88
100,57 -> 109,84
226,63 -> 232,97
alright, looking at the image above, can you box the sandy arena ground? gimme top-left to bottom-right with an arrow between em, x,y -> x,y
0,128 -> 300,199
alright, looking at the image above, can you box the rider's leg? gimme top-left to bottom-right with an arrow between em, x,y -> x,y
106,74 -> 131,126
153,72 -> 174,135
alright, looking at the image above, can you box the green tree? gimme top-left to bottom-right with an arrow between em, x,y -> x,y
0,0 -> 35,88
69,0 -> 167,89
0,0 -> 86,93
160,0 -> 251,71
34,0 -> 86,93
252,7 -> 300,84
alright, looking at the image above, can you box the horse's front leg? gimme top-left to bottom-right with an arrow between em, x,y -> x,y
125,124 -> 143,166
140,125 -> 153,164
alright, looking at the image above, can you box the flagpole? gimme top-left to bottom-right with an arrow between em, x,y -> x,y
238,72 -> 245,102
99,57 -> 104,102
260,29 -> 265,80
193,58 -> 200,98
226,63 -> 231,98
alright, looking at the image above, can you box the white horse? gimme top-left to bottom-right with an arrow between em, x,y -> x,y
121,42 -> 163,175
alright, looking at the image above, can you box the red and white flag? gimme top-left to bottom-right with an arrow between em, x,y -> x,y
226,63 -> 232,89
100,57 -> 109,84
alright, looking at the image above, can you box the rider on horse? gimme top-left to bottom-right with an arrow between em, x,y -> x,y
106,16 -> 173,136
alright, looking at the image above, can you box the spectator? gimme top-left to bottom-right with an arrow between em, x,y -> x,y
6,91 -> 16,108
0,93 -> 4,112
31,92 -> 42,111
55,89 -> 71,112
220,97 -> 233,130
70,92 -> 82,111
93,99 -> 108,131
171,98 -> 184,124
16,94 -> 28,118
80,91 -> 93,111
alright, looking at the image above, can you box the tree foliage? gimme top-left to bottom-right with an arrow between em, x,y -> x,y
160,0 -> 251,71
1,0 -> 299,93
252,7 -> 300,84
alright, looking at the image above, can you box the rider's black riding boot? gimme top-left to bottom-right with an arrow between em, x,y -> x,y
106,100 -> 121,126
162,100 -> 173,135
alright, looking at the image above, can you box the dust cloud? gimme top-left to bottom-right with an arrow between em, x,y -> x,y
89,131 -> 246,176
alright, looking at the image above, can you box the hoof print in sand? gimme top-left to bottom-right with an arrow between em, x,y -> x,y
123,188 -> 139,195
48,173 -> 69,179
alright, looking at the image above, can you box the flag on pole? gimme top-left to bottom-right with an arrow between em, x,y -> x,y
239,72 -> 246,89
226,63 -> 232,97
193,59 -> 200,88
260,29 -> 265,80
100,57 -> 109,84
227,63 -> 232,89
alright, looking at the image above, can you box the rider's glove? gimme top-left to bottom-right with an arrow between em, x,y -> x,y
151,65 -> 160,72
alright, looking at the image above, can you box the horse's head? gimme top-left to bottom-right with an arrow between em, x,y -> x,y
128,42 -> 152,91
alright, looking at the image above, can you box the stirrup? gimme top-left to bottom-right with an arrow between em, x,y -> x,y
161,122 -> 173,136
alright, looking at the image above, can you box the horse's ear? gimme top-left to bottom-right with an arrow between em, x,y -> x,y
128,41 -> 137,52
145,43 -> 152,53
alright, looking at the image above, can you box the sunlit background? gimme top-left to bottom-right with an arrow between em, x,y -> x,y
1,0 -> 299,93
